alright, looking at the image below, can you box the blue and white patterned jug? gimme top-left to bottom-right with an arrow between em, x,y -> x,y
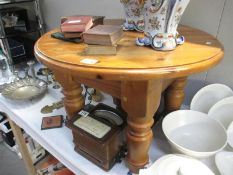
121,0 -> 190,51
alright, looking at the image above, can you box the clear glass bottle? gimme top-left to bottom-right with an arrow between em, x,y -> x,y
0,51 -> 12,84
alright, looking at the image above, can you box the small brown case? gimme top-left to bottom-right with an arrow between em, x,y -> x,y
41,115 -> 63,130
66,104 -> 126,171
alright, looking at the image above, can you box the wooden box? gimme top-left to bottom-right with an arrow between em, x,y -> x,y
66,104 -> 126,171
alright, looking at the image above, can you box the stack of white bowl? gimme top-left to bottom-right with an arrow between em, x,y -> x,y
191,84 -> 233,175
140,84 -> 233,175
165,84 -> 233,175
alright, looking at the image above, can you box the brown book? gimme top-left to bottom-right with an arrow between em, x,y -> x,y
104,19 -> 125,26
60,16 -> 93,32
61,16 -> 105,38
92,16 -> 105,27
61,15 -> 104,28
83,25 -> 123,46
85,44 -> 117,55
63,32 -> 82,38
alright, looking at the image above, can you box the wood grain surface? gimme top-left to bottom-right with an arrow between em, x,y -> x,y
35,25 -> 223,81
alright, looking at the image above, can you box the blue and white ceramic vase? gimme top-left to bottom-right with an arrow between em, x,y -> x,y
135,0 -> 190,51
120,0 -> 145,32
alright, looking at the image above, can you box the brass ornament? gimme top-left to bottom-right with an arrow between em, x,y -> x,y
41,99 -> 64,114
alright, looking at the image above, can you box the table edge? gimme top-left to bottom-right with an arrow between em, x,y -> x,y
34,44 -> 224,80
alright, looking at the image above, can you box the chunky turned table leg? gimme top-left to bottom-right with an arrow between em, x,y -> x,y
53,71 -> 85,119
164,77 -> 187,113
121,80 -> 162,173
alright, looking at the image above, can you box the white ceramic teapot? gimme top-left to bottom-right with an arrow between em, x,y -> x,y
121,0 -> 190,51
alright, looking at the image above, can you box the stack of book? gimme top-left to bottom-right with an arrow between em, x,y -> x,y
83,25 -> 123,55
60,16 -> 105,39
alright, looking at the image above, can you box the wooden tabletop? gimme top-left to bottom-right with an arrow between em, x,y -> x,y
35,25 -> 224,80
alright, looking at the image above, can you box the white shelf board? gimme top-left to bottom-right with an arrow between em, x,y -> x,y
0,80 -> 229,175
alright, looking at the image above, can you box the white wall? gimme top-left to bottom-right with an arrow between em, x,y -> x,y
39,0 -> 233,106
40,0 -> 124,30
180,0 -> 227,105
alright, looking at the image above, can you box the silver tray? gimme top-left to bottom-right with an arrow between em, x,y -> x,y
2,78 -> 47,100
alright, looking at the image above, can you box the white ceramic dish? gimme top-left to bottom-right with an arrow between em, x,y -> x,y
190,84 -> 233,113
208,96 -> 233,129
215,151 -> 233,175
227,121 -> 233,149
162,110 -> 227,158
139,154 -> 214,175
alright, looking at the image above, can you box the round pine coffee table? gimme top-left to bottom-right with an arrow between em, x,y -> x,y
35,25 -> 224,173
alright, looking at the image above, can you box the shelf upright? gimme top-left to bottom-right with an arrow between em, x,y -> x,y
0,0 -> 44,65
0,11 -> 13,65
34,0 -> 44,35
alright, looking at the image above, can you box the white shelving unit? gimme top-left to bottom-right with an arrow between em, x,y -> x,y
0,78 -> 226,175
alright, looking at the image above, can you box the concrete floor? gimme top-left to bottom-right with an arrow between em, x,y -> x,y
0,142 -> 27,175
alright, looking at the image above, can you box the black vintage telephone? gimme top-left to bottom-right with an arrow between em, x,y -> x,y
89,103 -> 126,127
66,103 -> 127,170
93,110 -> 123,126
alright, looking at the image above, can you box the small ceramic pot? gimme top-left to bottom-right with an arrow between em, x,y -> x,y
120,0 -> 144,32
135,0 -> 190,51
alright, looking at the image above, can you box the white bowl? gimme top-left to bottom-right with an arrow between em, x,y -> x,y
215,151 -> 233,175
208,96 -> 233,129
162,110 -> 227,158
139,154 -> 214,175
227,121 -> 233,148
190,84 -> 233,113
